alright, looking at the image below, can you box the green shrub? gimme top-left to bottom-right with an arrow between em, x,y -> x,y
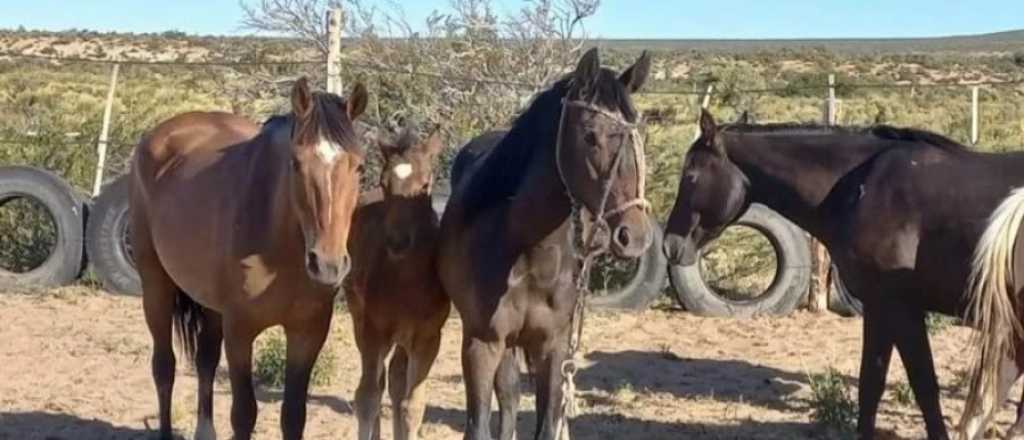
808,366 -> 857,438
891,381 -> 914,406
253,327 -> 336,388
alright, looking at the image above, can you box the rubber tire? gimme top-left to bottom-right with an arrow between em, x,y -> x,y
588,214 -> 668,310
86,174 -> 141,296
0,165 -> 87,289
667,203 -> 812,318
828,263 -> 863,317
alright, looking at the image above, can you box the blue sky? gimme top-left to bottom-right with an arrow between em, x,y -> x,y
1,0 -> 1020,39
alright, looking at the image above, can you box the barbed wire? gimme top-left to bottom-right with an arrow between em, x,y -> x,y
1,52 -> 1022,148
4,52 -> 1024,96
3,52 -> 320,66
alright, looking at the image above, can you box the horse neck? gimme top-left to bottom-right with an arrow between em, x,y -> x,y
263,125 -> 305,251
724,131 -> 886,238
506,136 -> 573,253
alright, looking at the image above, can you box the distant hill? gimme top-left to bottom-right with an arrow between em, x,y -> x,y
594,29 -> 1024,54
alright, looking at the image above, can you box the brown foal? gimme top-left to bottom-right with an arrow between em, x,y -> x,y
130,77 -> 368,440
345,124 -> 450,440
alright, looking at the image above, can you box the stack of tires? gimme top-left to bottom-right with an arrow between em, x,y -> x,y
667,204 -> 812,318
85,175 -> 139,295
0,166 -> 89,289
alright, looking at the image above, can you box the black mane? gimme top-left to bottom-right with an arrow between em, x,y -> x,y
458,69 -> 638,222
723,122 -> 967,152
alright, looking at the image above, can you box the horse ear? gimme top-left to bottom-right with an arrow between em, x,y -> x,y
291,77 -> 313,119
619,50 -> 651,93
347,82 -> 369,120
699,109 -> 725,155
423,124 -> 444,156
574,47 -> 600,87
376,129 -> 399,157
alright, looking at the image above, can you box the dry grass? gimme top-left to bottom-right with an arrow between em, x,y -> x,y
3,290 -> 1015,440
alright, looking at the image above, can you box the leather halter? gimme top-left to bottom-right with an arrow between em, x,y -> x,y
554,97 -> 649,252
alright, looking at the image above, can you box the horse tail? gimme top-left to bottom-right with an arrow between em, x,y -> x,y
173,290 -> 204,367
961,187 -> 1024,430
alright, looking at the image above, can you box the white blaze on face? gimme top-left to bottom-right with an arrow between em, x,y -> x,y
315,137 -> 341,163
393,163 -> 413,180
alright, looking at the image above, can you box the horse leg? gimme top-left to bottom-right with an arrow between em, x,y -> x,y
388,347 -> 410,439
891,305 -> 949,440
494,349 -> 520,440
392,332 -> 443,440
858,303 -> 896,440
136,220 -> 179,440
194,308 -> 223,440
533,340 -> 570,440
463,334 -> 505,440
355,323 -> 390,440
280,309 -> 332,440
223,319 -> 258,440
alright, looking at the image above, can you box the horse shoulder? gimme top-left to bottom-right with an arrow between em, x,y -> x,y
844,148 -> 923,272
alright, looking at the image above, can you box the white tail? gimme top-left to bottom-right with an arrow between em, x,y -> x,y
958,187 -> 1024,437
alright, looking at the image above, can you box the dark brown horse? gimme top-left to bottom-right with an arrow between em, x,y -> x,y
662,109 -> 1024,439
345,124 -> 450,440
438,47 -> 652,440
130,77 -> 368,440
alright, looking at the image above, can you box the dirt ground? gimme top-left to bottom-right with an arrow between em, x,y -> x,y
0,287 -> 1020,440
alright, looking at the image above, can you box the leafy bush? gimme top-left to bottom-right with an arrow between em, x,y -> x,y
253,327 -> 336,388
808,366 -> 857,438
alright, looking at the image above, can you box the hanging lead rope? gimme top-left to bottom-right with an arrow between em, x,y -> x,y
552,96 -> 648,440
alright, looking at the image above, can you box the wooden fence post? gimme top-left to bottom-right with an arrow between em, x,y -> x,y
326,7 -> 343,95
808,74 -> 836,313
692,84 -> 714,140
92,63 -> 119,196
971,85 -> 980,146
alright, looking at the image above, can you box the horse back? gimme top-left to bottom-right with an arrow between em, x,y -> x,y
450,129 -> 507,192
133,111 -> 260,186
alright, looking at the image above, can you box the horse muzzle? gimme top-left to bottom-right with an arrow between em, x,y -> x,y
305,250 -> 351,286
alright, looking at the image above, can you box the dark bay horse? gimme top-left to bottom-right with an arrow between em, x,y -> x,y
345,124 -> 449,440
662,109 -> 1024,439
438,47 -> 652,440
130,77 -> 368,440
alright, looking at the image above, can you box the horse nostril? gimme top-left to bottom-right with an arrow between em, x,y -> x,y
306,251 -> 320,275
338,254 -> 351,275
387,233 -> 412,253
613,225 -> 632,248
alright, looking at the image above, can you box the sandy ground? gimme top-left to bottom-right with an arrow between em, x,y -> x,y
0,287 -> 1020,440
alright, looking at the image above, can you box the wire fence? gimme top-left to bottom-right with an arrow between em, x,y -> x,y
6,52 -> 1024,95
1,51 -> 1023,198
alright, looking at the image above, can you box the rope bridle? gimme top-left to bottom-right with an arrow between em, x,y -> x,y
552,96 -> 648,440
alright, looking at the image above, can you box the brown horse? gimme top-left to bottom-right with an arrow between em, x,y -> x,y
130,77 -> 368,440
438,47 -> 652,440
344,124 -> 450,440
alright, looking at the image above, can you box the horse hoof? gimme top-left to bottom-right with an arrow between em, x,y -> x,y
194,418 -> 216,440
